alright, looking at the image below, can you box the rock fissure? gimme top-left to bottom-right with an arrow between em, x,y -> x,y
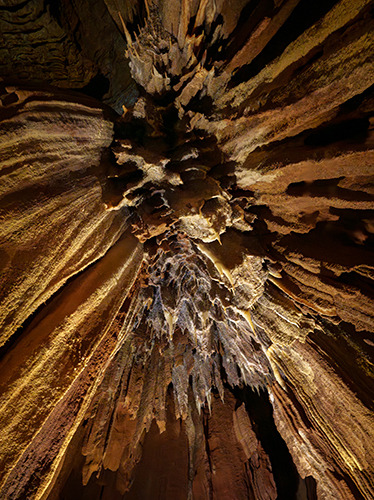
0,0 -> 373,499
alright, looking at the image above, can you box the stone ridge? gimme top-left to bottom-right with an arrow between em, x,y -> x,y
0,1 -> 373,499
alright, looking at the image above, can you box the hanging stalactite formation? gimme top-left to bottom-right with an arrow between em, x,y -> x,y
0,0 -> 373,499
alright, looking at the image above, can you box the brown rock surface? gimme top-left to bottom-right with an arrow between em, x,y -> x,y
0,0 -> 373,499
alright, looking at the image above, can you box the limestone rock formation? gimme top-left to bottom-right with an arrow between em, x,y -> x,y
0,1 -> 373,499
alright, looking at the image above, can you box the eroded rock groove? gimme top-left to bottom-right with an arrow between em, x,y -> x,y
0,0 -> 373,499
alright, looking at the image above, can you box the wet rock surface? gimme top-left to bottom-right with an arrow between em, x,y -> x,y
0,1 -> 373,499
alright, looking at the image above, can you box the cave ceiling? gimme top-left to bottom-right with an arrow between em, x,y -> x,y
0,0 -> 374,499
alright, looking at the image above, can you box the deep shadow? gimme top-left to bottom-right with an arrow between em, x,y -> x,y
230,0 -> 339,87
230,385 -> 303,500
76,73 -> 110,101
304,117 -> 369,147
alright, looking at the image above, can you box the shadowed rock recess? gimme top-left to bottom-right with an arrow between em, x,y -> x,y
0,0 -> 373,499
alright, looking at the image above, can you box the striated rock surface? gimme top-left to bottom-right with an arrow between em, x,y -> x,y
0,0 -> 373,499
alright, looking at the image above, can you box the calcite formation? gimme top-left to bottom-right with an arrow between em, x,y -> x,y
0,1 -> 373,499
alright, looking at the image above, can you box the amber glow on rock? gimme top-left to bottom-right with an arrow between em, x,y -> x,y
0,1 -> 373,499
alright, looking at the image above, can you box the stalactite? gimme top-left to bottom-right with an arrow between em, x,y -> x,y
0,0 -> 373,499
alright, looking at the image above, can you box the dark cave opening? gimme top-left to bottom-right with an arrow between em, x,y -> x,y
75,73 -> 111,102
230,385 -> 310,500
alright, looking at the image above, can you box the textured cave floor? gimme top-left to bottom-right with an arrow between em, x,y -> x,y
0,1 -> 374,499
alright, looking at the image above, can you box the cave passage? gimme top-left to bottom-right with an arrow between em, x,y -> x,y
0,0 -> 373,499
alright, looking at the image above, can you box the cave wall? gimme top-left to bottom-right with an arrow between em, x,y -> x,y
0,0 -> 373,499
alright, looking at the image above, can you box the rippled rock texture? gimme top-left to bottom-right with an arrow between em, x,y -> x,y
0,1 -> 373,499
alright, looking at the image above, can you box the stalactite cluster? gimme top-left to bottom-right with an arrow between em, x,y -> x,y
0,0 -> 373,499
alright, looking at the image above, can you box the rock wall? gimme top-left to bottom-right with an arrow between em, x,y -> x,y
0,1 -> 373,499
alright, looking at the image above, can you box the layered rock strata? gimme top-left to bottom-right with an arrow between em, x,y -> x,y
0,0 -> 373,499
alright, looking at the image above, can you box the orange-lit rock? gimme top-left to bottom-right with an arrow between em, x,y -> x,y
0,1 -> 373,499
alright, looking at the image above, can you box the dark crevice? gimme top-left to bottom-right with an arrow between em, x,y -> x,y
203,409 -> 214,500
304,117 -> 370,146
330,470 -> 364,500
278,220 -> 374,268
219,0 -> 269,67
230,385 -> 302,500
309,322 -> 374,411
0,0 -> 30,12
45,0 -> 62,25
304,476 -> 317,500
286,177 -> 373,202
230,0 -> 339,87
74,73 -> 110,101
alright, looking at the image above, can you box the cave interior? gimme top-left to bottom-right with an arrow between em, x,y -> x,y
0,0 -> 373,499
